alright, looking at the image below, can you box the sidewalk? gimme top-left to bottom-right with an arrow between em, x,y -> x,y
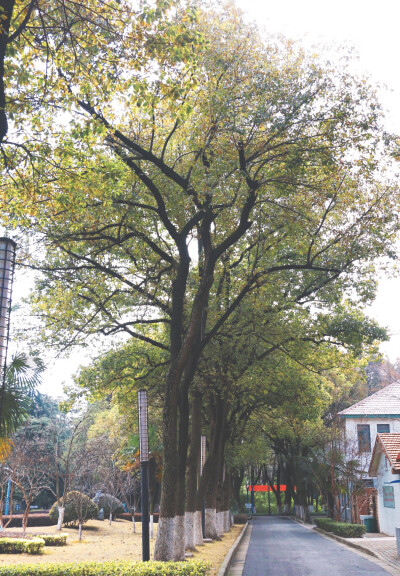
319,530 -> 400,573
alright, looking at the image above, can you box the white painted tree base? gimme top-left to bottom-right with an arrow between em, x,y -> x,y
223,510 -> 230,532
205,508 -> 219,539
185,511 -> 196,550
216,511 -> 224,536
173,515 -> 186,560
194,510 -> 204,546
154,517 -> 175,560
57,507 -> 65,531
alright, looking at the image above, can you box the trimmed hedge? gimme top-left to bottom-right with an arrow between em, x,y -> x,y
314,518 -> 366,538
314,517 -> 334,530
0,560 -> 211,576
39,534 -> 68,546
0,537 -> 44,555
233,514 -> 248,524
1,514 -> 56,528
49,492 -> 99,527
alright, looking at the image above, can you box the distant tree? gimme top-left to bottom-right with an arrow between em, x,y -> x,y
364,357 -> 400,395
7,421 -> 49,534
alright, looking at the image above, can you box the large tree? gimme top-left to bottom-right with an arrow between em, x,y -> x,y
2,2 -> 400,559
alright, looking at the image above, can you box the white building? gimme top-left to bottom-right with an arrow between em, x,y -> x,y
339,381 -> 400,474
338,382 -> 400,523
369,433 -> 400,536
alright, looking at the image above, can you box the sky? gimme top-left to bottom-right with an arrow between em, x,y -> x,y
12,0 -> 400,397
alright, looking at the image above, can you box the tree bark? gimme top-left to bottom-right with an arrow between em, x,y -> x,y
185,392 -> 202,550
204,395 -> 225,539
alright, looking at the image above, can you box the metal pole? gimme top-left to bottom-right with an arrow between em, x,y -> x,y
4,478 -> 10,516
201,434 -> 206,537
138,390 -> 150,561
0,238 -> 16,433
251,468 -> 255,515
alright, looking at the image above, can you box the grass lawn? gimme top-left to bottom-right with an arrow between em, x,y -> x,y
0,519 -> 243,576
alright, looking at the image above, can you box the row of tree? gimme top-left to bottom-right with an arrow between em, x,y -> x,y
1,0 -> 400,560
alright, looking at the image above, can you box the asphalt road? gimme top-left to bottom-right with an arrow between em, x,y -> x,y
242,516 -> 392,576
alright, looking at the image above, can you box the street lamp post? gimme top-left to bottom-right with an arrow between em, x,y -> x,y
138,389 -> 150,561
0,238 -> 16,430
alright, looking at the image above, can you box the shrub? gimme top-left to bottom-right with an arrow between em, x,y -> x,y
93,494 -> 124,519
329,522 -> 366,538
233,514 -> 248,524
0,537 -> 44,555
314,517 -> 334,530
0,560 -> 211,575
48,492 -> 99,527
39,534 -> 68,546
314,518 -> 366,538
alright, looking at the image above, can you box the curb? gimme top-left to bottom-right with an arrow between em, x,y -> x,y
290,516 -> 381,560
313,527 -> 380,559
217,523 -> 248,576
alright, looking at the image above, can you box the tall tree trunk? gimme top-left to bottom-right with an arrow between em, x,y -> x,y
154,363 -> 180,561
186,392 -> 202,550
231,469 -> 244,510
204,395 -> 225,539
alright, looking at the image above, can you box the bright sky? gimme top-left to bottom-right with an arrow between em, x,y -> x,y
12,0 -> 400,397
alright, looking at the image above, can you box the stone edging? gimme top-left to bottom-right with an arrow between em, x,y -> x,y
217,523 -> 249,576
313,527 -> 378,559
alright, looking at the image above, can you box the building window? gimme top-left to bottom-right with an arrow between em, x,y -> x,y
357,424 -> 371,452
377,424 -> 390,434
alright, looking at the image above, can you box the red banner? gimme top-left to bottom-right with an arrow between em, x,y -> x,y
248,485 -> 293,492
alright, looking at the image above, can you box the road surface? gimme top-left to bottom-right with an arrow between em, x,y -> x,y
242,516 -> 392,576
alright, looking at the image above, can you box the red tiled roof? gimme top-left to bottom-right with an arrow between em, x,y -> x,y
369,433 -> 400,475
339,382 -> 400,416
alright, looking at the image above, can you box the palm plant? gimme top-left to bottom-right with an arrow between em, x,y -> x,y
0,352 -> 44,460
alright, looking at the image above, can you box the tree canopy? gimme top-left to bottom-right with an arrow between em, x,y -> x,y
1,0 -> 399,559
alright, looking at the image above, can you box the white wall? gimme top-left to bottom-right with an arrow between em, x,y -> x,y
376,452 -> 400,536
343,417 -> 400,473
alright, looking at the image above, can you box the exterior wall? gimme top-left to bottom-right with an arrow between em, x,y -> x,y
376,453 -> 400,536
343,417 -> 400,473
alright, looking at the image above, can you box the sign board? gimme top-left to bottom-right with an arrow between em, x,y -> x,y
383,485 -> 395,508
245,503 -> 252,509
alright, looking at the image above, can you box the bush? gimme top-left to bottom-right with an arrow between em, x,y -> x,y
0,560 -> 211,575
39,534 -> 68,546
233,514 -> 248,524
48,492 -> 99,527
314,518 -> 366,538
0,537 -> 44,555
314,517 -> 334,530
93,494 -> 124,519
